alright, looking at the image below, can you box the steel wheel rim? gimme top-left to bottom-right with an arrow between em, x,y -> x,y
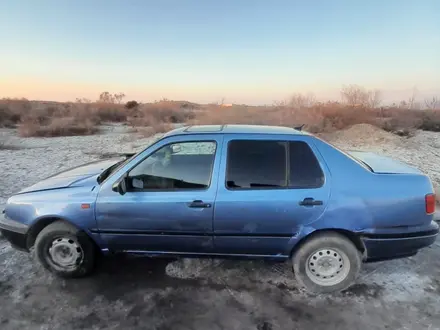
305,247 -> 350,286
48,237 -> 83,270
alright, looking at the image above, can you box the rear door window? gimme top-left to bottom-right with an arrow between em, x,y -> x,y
226,140 -> 324,190
226,140 -> 287,189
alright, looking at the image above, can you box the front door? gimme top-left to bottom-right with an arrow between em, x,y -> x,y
95,136 -> 223,253
213,135 -> 331,256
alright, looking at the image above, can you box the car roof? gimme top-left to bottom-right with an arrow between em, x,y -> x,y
165,124 -> 306,136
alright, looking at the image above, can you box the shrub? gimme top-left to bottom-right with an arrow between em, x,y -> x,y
93,104 -> 127,122
128,102 -> 194,127
0,106 -> 20,128
125,100 -> 139,109
136,123 -> 173,137
191,103 -> 378,133
18,117 -> 97,137
418,110 -> 440,132
0,99 -> 32,127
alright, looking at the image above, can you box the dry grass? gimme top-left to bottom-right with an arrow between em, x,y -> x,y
18,117 -> 97,137
192,103 -> 375,133
1,97 -> 440,137
127,101 -> 195,136
191,103 -> 440,134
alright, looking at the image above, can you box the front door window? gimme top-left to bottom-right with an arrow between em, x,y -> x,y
128,141 -> 217,191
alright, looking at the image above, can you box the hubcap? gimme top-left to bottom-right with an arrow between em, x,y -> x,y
48,237 -> 83,270
305,248 -> 350,286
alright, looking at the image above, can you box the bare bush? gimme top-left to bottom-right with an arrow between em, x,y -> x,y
425,96 -> 439,110
408,87 -> 418,109
92,103 -> 126,122
18,117 -> 97,137
128,102 -> 194,127
97,91 -> 125,104
75,97 -> 92,103
288,93 -> 316,109
341,85 -> 369,106
340,85 -> 382,108
367,89 -> 382,108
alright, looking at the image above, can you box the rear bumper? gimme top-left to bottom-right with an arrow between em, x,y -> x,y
0,213 -> 29,252
362,221 -> 439,262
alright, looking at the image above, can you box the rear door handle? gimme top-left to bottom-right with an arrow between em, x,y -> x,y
188,200 -> 212,208
299,198 -> 323,207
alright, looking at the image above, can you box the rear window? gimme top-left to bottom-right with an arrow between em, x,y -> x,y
226,140 -> 324,189
317,137 -> 373,172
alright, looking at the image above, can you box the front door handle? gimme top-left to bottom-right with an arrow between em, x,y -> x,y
188,200 -> 212,208
299,198 -> 323,207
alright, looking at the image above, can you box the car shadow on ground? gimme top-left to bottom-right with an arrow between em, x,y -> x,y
52,255 -> 309,304
54,254 -> 381,304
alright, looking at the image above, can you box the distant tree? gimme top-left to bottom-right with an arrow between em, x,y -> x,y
366,89 -> 382,108
272,100 -> 287,107
75,97 -> 91,103
340,84 -> 369,106
114,92 -> 126,104
98,91 -> 115,103
408,86 -> 418,109
289,92 -> 316,109
340,84 -> 382,108
425,96 -> 439,110
399,100 -> 408,109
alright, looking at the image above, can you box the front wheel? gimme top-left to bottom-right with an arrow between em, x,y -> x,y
34,221 -> 96,277
292,232 -> 362,294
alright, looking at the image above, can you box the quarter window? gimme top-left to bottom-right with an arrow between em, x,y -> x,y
289,141 -> 324,188
128,141 -> 216,190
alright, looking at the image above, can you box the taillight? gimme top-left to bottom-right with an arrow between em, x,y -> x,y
425,194 -> 436,215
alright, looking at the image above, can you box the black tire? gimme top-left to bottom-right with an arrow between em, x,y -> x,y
34,221 -> 96,278
292,232 -> 362,294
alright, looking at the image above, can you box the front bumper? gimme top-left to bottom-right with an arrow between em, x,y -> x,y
362,221 -> 439,262
0,213 -> 29,251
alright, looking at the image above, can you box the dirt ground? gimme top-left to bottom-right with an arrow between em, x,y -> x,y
1,240 -> 440,329
1,125 -> 440,330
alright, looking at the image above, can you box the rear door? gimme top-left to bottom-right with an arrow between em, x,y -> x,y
213,134 -> 331,256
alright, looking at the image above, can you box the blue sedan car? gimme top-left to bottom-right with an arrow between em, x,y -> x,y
1,125 -> 438,293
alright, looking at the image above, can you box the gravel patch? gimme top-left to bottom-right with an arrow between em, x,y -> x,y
1,124 -> 440,329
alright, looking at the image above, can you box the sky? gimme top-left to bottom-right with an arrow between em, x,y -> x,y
0,0 -> 439,105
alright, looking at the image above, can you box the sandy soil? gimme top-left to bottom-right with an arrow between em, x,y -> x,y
1,124 -> 440,330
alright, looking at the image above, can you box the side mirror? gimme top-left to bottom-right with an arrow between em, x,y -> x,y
112,175 -> 128,195
171,144 -> 181,154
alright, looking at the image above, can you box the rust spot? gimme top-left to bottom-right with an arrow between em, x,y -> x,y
81,204 -> 91,209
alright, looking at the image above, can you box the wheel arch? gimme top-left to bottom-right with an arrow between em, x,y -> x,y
290,228 -> 366,259
26,216 -> 98,250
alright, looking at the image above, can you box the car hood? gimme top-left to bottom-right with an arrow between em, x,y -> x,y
348,151 -> 422,174
18,158 -> 124,194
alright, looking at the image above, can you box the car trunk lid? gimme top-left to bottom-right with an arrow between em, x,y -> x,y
348,151 -> 422,174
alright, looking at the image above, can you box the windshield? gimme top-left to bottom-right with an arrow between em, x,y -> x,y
96,152 -> 139,184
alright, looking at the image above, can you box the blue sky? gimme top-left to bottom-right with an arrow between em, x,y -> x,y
0,0 -> 439,104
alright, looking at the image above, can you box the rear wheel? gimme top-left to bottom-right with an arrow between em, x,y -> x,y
34,221 -> 96,277
292,232 -> 361,293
